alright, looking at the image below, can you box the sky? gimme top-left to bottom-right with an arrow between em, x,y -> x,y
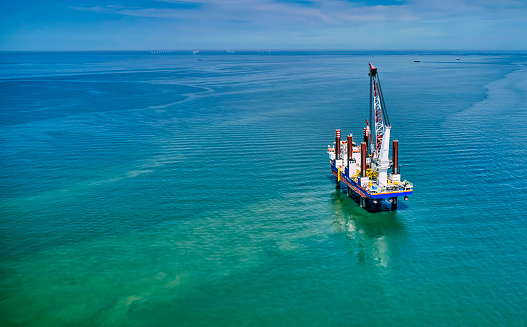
1,0 -> 527,50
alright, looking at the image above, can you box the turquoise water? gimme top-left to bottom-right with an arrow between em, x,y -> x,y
1,51 -> 527,326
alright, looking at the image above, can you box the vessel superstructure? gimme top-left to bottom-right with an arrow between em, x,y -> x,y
327,63 -> 413,210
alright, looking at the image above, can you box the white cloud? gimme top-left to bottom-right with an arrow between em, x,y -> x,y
71,0 -> 527,26
9,0 -> 527,50
72,0 -> 416,25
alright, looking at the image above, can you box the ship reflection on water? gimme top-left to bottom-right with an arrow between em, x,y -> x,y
330,189 -> 407,266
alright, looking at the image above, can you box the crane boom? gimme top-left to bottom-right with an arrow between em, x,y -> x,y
369,63 -> 391,187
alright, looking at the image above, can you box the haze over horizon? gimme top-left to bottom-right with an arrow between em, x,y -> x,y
1,0 -> 527,51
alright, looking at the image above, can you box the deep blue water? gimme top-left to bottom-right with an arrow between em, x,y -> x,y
1,50 -> 527,326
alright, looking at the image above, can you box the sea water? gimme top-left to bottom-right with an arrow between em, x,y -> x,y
1,51 -> 527,326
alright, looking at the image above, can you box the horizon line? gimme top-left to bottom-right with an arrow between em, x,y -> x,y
1,49 -> 526,53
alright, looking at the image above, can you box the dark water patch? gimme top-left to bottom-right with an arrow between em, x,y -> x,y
0,79 -> 207,126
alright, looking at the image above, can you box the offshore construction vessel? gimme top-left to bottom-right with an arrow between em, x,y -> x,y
327,63 -> 413,210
